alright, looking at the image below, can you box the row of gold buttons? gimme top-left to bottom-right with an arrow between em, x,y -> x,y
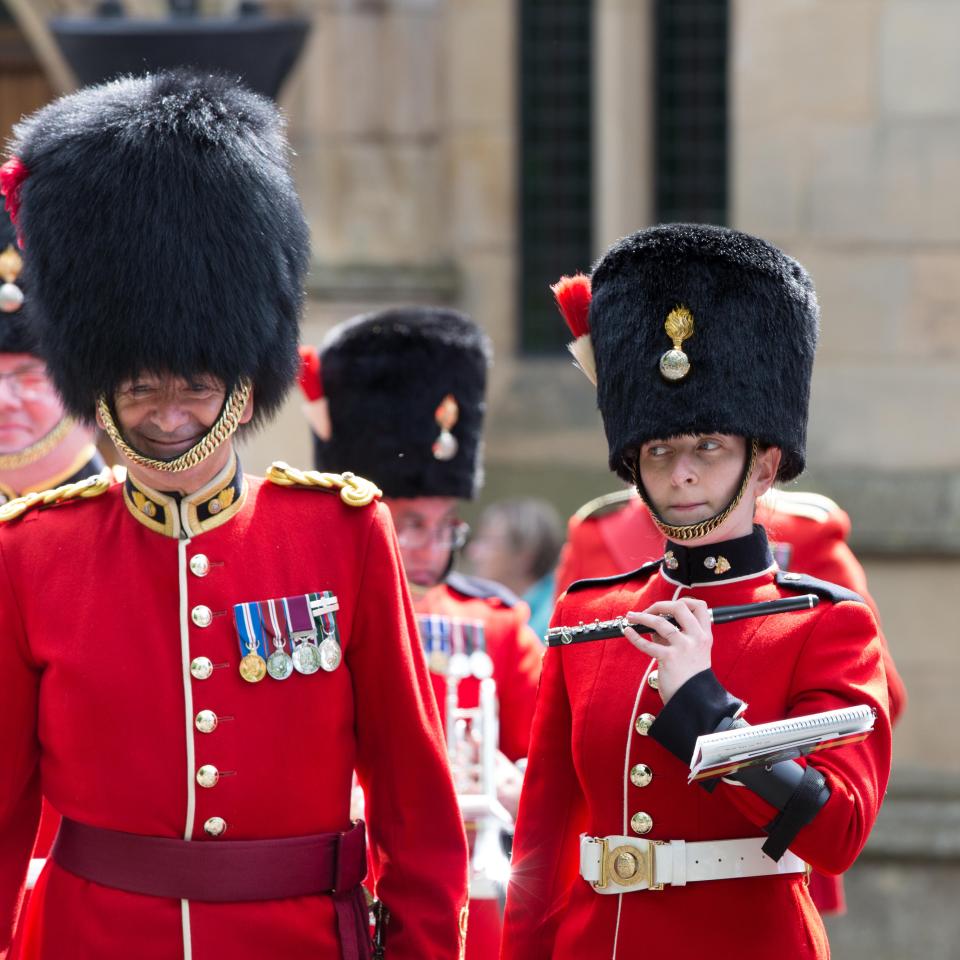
630,669 -> 660,835
188,553 -> 226,838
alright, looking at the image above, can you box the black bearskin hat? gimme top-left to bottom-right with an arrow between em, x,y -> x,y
5,70 -> 309,426
313,307 -> 491,499
588,223 -> 819,483
0,208 -> 35,355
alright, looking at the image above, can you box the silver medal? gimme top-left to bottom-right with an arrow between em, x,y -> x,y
448,652 -> 471,679
292,641 -> 322,675
319,635 -> 342,672
266,648 -> 294,680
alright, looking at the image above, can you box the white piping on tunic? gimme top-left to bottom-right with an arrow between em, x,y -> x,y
178,539 -> 195,960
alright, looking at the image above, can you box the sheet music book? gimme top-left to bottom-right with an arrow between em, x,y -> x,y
688,704 -> 876,782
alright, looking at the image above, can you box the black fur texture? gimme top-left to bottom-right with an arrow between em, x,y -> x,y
589,223 -> 819,483
0,207 -> 36,355
9,70 -> 309,425
315,307 -> 491,499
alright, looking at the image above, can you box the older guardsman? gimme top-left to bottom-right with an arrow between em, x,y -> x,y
0,71 -> 467,960
555,485 -> 906,916
300,309 -> 543,960
501,224 -> 891,960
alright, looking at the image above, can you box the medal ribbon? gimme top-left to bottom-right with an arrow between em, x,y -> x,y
233,601 -> 266,659
285,594 -> 317,641
259,599 -> 288,653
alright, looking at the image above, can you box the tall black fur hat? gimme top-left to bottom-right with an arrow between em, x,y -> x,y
5,69 -> 309,425
0,207 -> 35,355
313,307 -> 491,499
583,223 -> 819,483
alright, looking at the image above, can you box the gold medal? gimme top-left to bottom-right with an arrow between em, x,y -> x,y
239,652 -> 267,683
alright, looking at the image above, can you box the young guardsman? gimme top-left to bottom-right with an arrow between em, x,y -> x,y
555,477 -> 906,916
0,208 -> 105,504
0,71 -> 467,960
500,224 -> 892,959
300,308 -> 543,960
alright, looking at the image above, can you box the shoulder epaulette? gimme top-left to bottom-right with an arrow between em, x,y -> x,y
565,559 -> 662,595
266,461 -> 381,508
0,469 -> 114,523
776,571 -> 864,604
761,488 -> 841,523
573,488 -> 635,523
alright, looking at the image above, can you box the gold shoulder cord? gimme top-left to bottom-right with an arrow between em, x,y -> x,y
0,416 -> 76,471
633,439 -> 759,542
0,467 -> 115,523
266,461 -> 381,508
96,380 -> 251,473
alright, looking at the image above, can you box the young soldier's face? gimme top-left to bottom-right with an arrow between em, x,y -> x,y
637,433 -> 780,544
0,353 -> 64,453
385,496 -> 465,591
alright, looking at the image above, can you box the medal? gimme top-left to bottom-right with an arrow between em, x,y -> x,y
283,594 -> 321,675
260,599 -> 293,680
467,621 -> 493,679
448,619 -> 470,679
311,591 -> 343,673
234,601 -> 266,683
419,614 -> 450,674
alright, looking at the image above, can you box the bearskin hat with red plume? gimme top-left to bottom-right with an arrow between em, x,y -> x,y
3,70 -> 309,426
305,307 -> 491,500
562,223 -> 819,484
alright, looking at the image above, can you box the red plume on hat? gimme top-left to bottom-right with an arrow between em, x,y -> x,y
297,344 -> 332,441
0,157 -> 29,247
550,273 -> 596,386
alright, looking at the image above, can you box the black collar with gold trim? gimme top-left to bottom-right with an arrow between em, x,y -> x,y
123,455 -> 246,538
662,524 -> 774,585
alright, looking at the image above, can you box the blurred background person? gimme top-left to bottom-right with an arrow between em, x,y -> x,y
300,307 -> 543,960
0,208 -> 104,504
467,498 -> 563,641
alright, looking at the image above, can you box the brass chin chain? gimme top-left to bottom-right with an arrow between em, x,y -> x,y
96,380 -> 252,474
634,439 -> 759,542
0,416 -> 76,470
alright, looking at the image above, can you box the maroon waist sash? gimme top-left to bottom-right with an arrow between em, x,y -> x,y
51,817 -> 371,960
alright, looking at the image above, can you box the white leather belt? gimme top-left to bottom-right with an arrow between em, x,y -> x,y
579,834 -> 807,895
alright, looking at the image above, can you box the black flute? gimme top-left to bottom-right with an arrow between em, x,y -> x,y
544,594 -> 820,648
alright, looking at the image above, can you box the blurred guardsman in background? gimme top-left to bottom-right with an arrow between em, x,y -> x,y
556,472 -> 906,915
0,71 -> 467,960
467,498 -> 564,641
501,224 -> 891,960
0,208 -> 104,504
300,308 -> 543,960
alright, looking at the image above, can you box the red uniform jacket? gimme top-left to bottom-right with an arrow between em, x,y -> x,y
502,527 -> 892,960
415,574 -> 543,763
0,459 -> 468,960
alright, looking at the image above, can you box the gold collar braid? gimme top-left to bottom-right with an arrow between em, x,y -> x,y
633,439 -> 759,542
96,380 -> 251,473
0,416 -> 76,471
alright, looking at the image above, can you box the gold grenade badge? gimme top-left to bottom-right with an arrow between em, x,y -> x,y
659,305 -> 694,381
432,394 -> 460,461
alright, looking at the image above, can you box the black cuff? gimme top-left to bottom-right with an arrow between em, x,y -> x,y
762,764 -> 830,861
648,668 -> 744,767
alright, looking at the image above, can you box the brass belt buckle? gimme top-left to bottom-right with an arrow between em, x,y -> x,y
594,838 -> 665,892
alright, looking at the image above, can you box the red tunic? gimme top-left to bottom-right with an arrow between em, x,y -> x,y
414,575 -> 543,960
0,460 -> 468,960
554,488 -> 906,916
502,532 -> 892,960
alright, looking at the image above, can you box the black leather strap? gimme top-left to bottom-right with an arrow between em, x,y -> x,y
761,764 -> 830,860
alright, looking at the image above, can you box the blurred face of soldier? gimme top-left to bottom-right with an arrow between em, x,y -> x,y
107,372 -> 253,493
0,353 -> 65,453
385,496 -> 467,592
637,433 -> 780,545
466,513 -> 526,586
